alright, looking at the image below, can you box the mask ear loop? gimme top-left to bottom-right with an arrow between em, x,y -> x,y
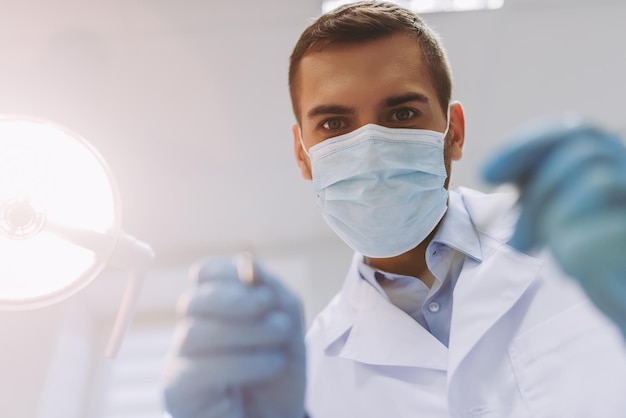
442,105 -> 451,139
299,127 -> 320,197
298,126 -> 311,158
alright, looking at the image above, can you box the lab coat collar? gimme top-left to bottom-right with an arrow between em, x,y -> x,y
457,186 -> 520,242
322,253 -> 448,370
430,190 -> 483,263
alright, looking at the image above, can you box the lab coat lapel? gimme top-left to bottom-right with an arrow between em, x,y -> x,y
340,296 -> 448,370
447,241 -> 543,379
446,187 -> 544,379
331,254 -> 447,370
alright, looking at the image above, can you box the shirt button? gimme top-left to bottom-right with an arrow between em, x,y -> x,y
428,301 -> 440,313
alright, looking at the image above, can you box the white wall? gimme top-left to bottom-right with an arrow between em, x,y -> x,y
428,1 -> 626,192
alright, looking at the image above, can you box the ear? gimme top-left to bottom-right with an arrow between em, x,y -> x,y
448,101 -> 465,161
292,123 -> 312,180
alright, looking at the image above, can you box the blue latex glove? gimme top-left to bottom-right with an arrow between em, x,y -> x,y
163,256 -> 306,418
483,115 -> 626,337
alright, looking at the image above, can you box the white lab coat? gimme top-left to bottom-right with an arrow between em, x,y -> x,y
305,187 -> 626,418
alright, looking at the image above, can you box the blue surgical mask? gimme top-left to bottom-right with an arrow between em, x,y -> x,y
302,123 -> 449,258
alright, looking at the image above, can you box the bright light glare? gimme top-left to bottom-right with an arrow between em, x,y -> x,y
322,0 -> 504,14
0,118 -> 119,304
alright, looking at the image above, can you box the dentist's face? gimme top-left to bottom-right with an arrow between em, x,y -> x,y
292,33 -> 464,180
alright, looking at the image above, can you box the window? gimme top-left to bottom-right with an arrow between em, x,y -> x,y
100,322 -> 175,418
322,0 -> 504,14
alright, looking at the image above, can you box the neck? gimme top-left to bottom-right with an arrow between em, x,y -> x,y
364,227 -> 438,288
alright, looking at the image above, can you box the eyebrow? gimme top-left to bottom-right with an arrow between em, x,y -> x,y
305,92 -> 430,120
384,92 -> 430,107
306,104 -> 354,120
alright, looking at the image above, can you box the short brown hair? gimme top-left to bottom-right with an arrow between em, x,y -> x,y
288,1 -> 452,123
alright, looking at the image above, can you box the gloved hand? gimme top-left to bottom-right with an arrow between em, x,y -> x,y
483,115 -> 626,337
163,256 -> 306,418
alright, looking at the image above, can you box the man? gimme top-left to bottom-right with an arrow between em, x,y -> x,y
163,2 -> 626,417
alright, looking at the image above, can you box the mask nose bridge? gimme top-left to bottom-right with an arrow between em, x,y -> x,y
299,107 -> 451,159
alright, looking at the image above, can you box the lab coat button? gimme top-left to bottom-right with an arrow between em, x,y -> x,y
428,301 -> 440,313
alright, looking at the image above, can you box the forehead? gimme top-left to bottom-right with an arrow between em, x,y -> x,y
296,34 -> 437,117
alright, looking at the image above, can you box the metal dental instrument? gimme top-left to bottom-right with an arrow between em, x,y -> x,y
236,251 -> 257,286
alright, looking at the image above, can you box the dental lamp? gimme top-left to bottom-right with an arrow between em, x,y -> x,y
0,115 -> 154,357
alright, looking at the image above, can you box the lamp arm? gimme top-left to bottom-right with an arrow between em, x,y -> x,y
45,219 -> 118,255
104,233 -> 155,358
44,220 -> 155,357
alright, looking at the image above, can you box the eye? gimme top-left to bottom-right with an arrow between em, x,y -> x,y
390,108 -> 416,122
321,118 -> 347,131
